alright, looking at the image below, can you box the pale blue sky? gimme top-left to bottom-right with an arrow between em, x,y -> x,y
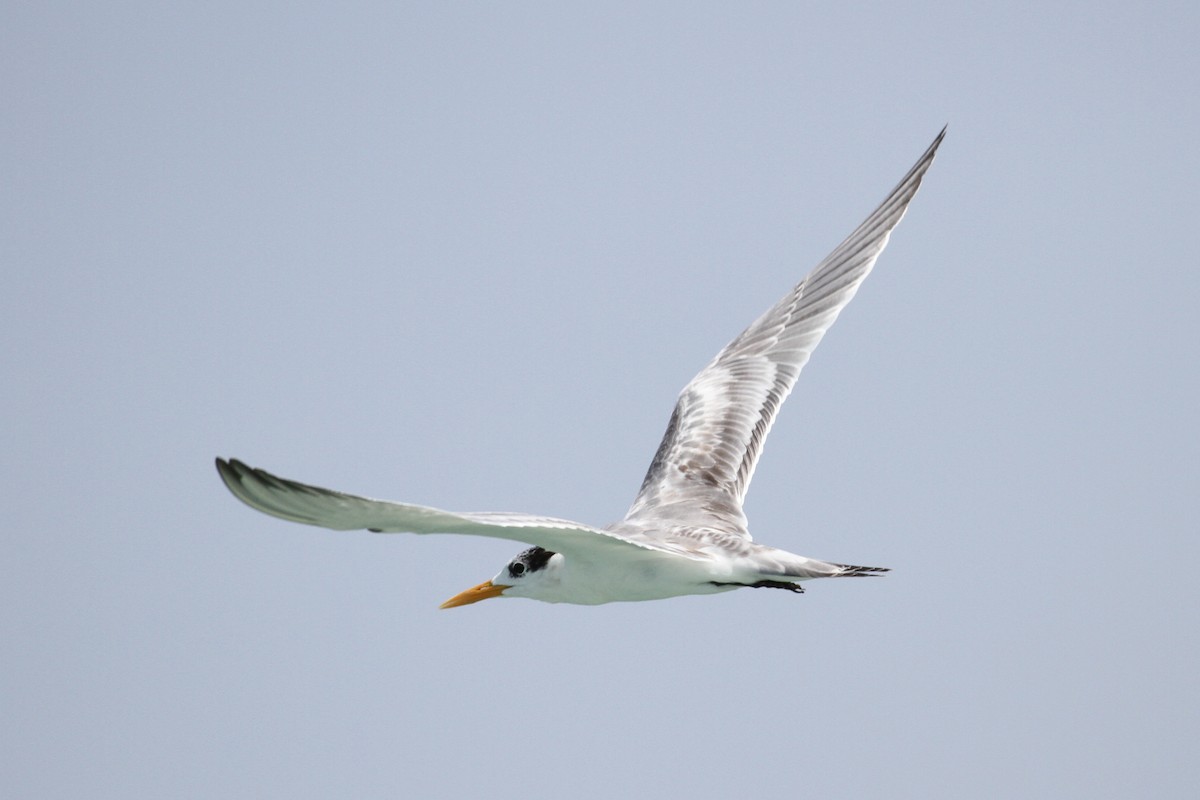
3,2 -> 1198,798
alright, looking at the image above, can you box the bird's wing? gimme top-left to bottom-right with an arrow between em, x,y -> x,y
624,129 -> 944,535
216,458 -> 683,561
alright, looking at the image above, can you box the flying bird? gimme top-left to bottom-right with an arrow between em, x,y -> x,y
216,128 -> 944,608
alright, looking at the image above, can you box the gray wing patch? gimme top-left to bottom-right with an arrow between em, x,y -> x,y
623,128 -> 945,535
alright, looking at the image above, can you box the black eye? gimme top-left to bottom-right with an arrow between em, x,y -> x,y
508,561 -> 526,578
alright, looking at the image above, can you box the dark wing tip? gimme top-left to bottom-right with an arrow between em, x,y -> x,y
214,456 -> 240,487
899,126 -> 946,189
215,456 -> 263,492
214,456 -> 262,505
214,456 -> 311,524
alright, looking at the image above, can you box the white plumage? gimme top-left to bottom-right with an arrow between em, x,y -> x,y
216,129 -> 944,607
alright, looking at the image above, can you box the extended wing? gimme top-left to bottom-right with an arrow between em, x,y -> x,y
215,458 -> 676,560
624,129 -> 945,535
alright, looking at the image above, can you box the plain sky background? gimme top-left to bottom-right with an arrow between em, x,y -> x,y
3,2 -> 1197,798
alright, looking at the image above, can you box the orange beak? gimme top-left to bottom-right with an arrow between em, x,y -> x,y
439,580 -> 509,609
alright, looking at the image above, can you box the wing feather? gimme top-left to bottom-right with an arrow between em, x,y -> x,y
215,458 -> 670,559
624,129 -> 945,534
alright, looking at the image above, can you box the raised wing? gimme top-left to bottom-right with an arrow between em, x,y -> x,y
215,457 -> 674,559
624,129 -> 945,535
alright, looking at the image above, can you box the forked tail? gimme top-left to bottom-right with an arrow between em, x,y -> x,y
831,563 -> 890,577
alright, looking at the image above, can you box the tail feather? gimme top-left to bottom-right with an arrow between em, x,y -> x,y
749,549 -> 890,581
831,563 -> 890,577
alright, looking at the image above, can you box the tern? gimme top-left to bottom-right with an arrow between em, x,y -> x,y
216,128 -> 943,608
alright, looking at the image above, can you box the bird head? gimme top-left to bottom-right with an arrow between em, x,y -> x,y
440,546 -> 562,608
